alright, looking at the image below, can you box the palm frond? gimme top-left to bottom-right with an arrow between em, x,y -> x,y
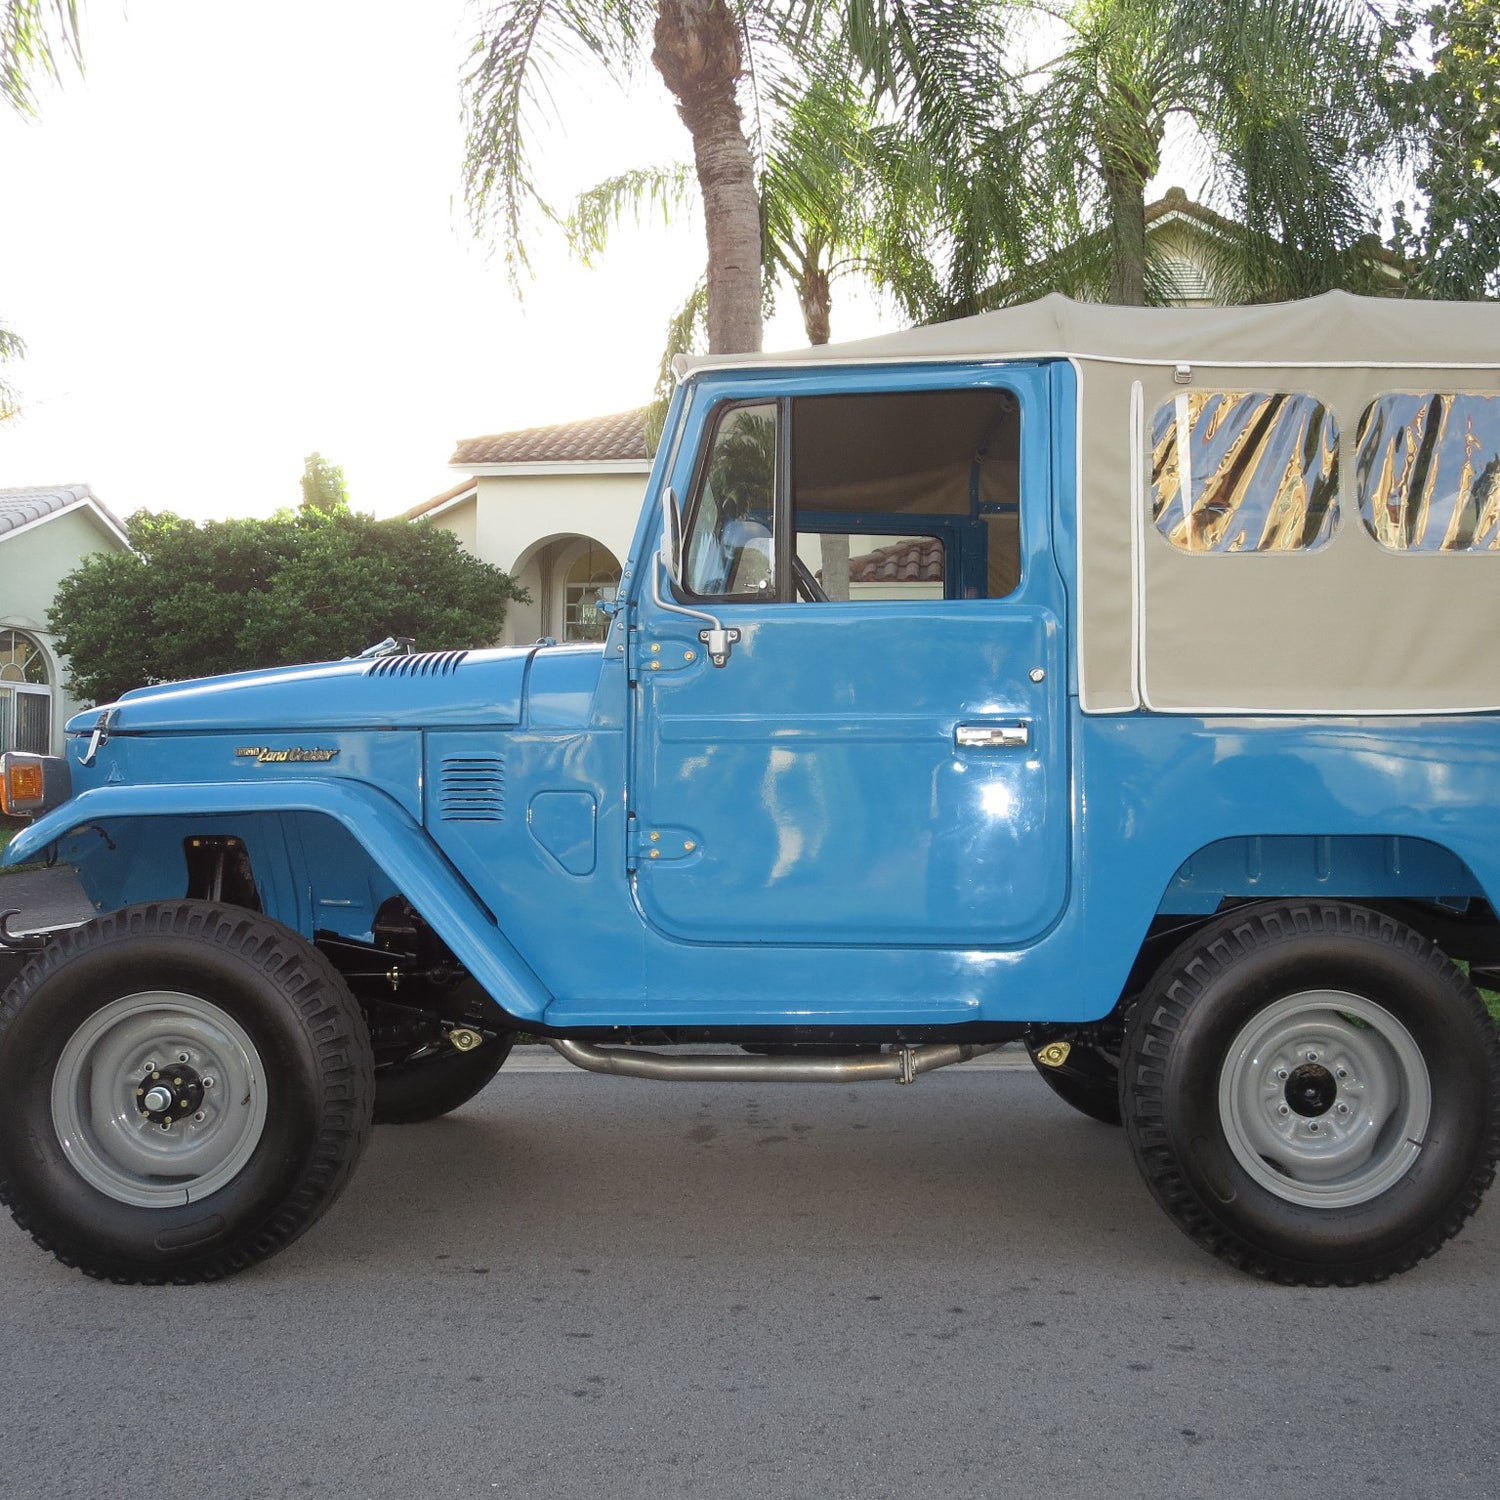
567,164 -> 699,263
2,0 -> 81,115
0,318 -> 25,421
461,0 -> 652,279
647,279 -> 708,452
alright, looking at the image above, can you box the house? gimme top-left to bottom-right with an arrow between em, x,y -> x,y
1140,187 -> 1405,306
411,191 -> 1403,638
0,485 -> 129,754
407,410 -> 650,647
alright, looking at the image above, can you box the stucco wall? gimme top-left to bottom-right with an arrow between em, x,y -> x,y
426,470 -> 647,646
466,471 -> 644,574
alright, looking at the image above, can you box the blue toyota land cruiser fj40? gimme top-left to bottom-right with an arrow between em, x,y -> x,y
3,292 -> 1500,1285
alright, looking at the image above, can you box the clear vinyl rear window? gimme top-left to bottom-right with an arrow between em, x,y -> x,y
1151,391 -> 1339,553
1357,394 -> 1500,552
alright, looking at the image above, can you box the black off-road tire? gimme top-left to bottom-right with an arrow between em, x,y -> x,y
0,902 -> 374,1284
1026,1037 -> 1123,1126
1122,901 -> 1500,1285
373,1035 -> 512,1124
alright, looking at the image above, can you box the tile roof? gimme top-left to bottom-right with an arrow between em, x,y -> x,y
406,479 -> 477,521
0,484 -> 125,541
451,407 -> 650,467
847,536 -> 945,585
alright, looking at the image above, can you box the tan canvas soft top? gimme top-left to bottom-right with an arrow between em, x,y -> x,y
681,293 -> 1500,715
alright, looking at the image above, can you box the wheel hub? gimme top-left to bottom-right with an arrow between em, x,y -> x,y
135,1063 -> 205,1126
1285,1061 -> 1337,1118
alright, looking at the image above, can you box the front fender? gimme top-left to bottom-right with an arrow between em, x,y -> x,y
3,780 -> 552,1023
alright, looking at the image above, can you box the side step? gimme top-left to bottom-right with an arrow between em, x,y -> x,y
548,1038 -> 1000,1084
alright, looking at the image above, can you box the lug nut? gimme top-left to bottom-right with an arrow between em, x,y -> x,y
177,1053 -> 190,1064
201,1077 -> 214,1089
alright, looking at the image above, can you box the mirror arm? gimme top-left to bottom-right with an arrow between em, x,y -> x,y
650,551 -> 739,668
650,484 -> 739,668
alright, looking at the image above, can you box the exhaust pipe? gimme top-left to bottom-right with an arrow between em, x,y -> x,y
547,1038 -> 1000,1085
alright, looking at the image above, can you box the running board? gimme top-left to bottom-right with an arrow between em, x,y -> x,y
547,1038 -> 1000,1084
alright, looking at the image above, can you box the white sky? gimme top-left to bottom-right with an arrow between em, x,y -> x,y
0,0 -> 892,522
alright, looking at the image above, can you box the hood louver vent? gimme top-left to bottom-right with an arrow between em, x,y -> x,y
438,756 -> 505,822
367,650 -> 470,679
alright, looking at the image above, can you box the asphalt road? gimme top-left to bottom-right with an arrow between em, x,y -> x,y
0,863 -> 93,932
1,1064 -> 1497,1500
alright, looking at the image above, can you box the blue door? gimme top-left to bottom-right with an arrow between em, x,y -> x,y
631,366 -> 1070,948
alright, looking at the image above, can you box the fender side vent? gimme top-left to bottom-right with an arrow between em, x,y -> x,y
367,650 -> 470,678
439,756 -> 505,822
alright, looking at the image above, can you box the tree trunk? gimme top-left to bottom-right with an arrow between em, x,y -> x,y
1105,168 -> 1148,305
653,0 -> 763,354
797,263 -> 832,345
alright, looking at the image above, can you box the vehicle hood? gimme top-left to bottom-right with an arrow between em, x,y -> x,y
66,648 -> 543,736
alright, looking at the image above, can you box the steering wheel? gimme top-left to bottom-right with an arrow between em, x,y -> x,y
793,557 -> 829,603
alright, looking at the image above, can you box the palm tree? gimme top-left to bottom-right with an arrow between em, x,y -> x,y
759,64 -> 946,345
463,0 -> 999,355
952,0 -> 1402,308
566,64 -> 948,350
464,0 -> 764,354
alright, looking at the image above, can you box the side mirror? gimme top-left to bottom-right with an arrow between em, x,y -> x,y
648,484 -> 740,668
658,486 -> 684,587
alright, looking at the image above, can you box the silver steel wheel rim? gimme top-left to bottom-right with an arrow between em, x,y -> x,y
51,991 -> 268,1209
1218,990 -> 1431,1209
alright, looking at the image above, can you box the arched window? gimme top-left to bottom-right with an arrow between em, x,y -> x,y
0,629 -> 52,754
563,545 -> 621,643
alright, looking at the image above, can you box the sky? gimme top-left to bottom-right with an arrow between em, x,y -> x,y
0,0 -> 890,522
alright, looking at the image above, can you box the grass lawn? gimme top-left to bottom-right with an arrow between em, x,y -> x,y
0,824 -> 44,875
1480,986 -> 1500,1026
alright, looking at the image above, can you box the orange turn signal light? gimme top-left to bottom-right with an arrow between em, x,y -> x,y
0,752 -> 65,817
5,760 -> 43,807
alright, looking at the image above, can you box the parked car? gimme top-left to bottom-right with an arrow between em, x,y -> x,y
4,291 -> 1500,1285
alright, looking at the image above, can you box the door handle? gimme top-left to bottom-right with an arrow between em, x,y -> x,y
955,721 -> 1030,749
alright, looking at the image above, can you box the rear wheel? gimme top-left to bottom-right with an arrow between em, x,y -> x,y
0,902 -> 373,1283
1122,901 -> 1500,1284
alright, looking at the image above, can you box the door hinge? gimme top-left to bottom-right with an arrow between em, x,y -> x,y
627,819 -> 700,870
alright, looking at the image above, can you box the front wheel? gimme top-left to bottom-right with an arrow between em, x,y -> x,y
0,902 -> 374,1283
1122,902 -> 1500,1285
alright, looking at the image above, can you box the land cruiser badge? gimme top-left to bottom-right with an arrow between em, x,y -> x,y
235,746 -> 340,764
